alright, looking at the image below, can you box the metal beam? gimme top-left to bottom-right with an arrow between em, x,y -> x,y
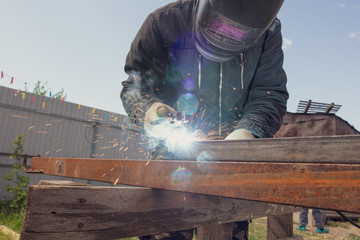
25,135 -> 360,213
28,158 -> 360,213
173,135 -> 360,164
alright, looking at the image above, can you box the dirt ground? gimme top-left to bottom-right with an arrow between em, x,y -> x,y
251,217 -> 360,240
294,222 -> 360,240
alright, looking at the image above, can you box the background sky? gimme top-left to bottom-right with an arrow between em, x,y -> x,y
1,0 -> 360,131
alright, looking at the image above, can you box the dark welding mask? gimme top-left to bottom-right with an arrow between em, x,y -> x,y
194,0 -> 284,62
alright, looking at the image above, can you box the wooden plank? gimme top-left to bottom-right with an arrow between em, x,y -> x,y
267,214 -> 293,240
28,157 -> 360,213
197,223 -> 233,240
20,185 -> 299,240
38,180 -> 90,186
173,135 -> 360,164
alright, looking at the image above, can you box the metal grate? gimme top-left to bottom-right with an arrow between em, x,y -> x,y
296,100 -> 342,114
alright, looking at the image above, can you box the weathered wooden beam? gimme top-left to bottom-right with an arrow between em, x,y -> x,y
267,214 -> 293,240
20,183 -> 299,240
196,223 -> 233,240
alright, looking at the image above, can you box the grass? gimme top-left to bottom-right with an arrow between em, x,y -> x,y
0,207 -> 25,234
349,233 -> 360,240
249,218 -> 267,240
0,231 -> 14,240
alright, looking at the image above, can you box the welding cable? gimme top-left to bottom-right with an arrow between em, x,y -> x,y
336,211 -> 360,229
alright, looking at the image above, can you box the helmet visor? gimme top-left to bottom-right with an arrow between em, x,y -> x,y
198,9 -> 265,49
210,17 -> 249,42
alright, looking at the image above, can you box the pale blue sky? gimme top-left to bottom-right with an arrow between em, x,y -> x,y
1,0 -> 359,130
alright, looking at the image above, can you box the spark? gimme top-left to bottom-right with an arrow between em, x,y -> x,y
100,146 -> 111,149
114,178 -> 119,185
11,114 -> 28,119
36,131 -> 48,134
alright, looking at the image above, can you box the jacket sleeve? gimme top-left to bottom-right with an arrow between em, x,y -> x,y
235,20 -> 289,138
121,13 -> 168,126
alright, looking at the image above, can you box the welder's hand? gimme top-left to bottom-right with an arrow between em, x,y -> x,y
225,129 -> 255,140
144,102 -> 179,137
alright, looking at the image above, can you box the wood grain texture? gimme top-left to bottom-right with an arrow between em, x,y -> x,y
267,214 -> 293,240
21,185 -> 299,240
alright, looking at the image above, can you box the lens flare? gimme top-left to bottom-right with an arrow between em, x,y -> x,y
196,150 -> 215,172
183,77 -> 195,90
171,167 -> 192,188
176,93 -> 198,116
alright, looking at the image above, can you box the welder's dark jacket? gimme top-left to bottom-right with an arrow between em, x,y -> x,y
121,0 -> 288,138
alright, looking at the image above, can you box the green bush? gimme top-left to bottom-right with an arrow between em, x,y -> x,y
3,134 -> 30,211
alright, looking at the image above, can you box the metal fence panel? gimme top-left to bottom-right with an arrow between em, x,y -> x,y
0,86 -> 149,200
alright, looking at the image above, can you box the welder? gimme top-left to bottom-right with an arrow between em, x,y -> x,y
121,0 -> 288,239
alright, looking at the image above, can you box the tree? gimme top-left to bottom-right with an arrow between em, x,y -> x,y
31,81 -> 67,100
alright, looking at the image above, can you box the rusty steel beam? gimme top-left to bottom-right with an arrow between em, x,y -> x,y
173,135 -> 360,164
28,157 -> 360,213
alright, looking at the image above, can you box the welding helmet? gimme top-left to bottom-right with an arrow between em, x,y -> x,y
194,0 -> 284,62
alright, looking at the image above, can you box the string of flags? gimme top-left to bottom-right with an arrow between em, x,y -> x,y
1,70 -> 119,122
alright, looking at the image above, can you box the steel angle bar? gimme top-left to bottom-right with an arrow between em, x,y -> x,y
173,135 -> 360,164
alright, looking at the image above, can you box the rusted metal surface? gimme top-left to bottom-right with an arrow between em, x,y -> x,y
173,135 -> 360,163
29,157 -> 360,213
26,136 -> 360,213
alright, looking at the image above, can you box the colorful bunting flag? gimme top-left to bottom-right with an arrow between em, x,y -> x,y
22,93 -> 26,100
32,97 -> 34,103
78,104 -> 81,109
42,102 -> 45,108
61,97 -> 65,102
10,77 -> 14,84
1,71 -> 3,79
91,108 -> 95,114
106,113 -> 109,119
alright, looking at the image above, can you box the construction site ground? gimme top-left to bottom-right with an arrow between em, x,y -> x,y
249,216 -> 360,240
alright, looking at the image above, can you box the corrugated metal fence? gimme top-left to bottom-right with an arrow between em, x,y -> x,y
0,86 -> 150,200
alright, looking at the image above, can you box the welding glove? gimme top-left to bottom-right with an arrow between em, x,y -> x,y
225,129 -> 255,140
144,102 -> 179,138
